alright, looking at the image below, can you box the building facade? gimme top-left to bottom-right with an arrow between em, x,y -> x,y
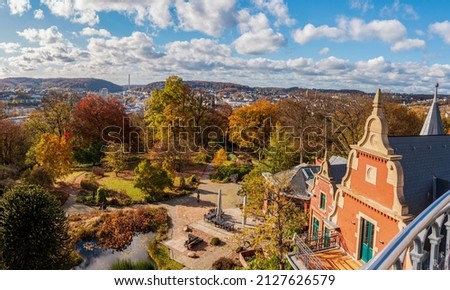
306,86 -> 450,268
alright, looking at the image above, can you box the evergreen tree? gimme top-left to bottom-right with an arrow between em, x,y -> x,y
0,184 -> 71,269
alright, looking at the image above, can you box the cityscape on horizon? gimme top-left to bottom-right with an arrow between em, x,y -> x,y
0,1 -> 450,93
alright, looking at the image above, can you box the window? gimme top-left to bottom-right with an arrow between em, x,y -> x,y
312,217 -> 320,240
320,193 -> 326,210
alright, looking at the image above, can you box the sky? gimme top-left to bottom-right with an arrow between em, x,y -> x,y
1,0 -> 450,93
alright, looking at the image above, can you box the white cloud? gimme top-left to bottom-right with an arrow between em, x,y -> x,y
429,21 -> 450,44
87,32 -> 162,67
163,38 -> 233,70
175,0 -> 236,37
349,0 -> 373,13
7,0 -> 30,15
0,42 -> 21,53
380,0 -> 418,20
34,9 -> 44,19
8,27 -> 88,71
338,17 -> 407,43
391,38 -> 426,52
80,27 -> 111,38
72,9 -> 99,26
233,11 -> 286,55
415,29 -> 425,36
17,26 -> 64,46
319,47 -> 330,55
40,0 -> 73,18
293,23 -> 342,45
293,17 -> 416,51
252,0 -> 295,27
40,0 -> 173,28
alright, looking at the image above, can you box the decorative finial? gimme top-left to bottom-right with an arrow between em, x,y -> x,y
373,88 -> 382,110
434,82 -> 439,102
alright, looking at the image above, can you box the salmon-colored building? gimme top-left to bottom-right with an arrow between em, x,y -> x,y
299,85 -> 450,269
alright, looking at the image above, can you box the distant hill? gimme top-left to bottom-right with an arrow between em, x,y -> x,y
0,77 -> 123,92
140,80 -> 370,96
142,80 -> 251,92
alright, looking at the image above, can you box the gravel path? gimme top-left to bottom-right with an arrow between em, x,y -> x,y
161,164 -> 244,269
63,172 -> 97,215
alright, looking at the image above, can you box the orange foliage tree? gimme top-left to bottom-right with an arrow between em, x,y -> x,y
228,99 -> 277,159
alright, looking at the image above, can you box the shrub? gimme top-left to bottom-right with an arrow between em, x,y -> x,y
0,184 -> 71,269
108,190 -> 132,206
0,178 -> 16,196
0,166 -> 18,180
134,160 -> 172,199
96,187 -> 107,204
26,167 -> 53,188
214,164 -> 253,182
212,148 -> 227,167
212,257 -> 237,270
80,179 -> 99,192
210,237 -> 221,246
186,174 -> 198,184
92,166 -> 105,177
96,207 -> 169,250
228,153 -> 237,163
193,150 -> 209,164
110,259 -> 155,270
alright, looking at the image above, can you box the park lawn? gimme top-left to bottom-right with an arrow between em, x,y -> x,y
97,172 -> 145,202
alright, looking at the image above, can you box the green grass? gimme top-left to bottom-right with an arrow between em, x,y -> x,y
110,259 -> 156,270
97,172 -> 145,202
147,238 -> 183,270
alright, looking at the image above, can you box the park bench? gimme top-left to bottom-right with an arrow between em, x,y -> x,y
184,233 -> 204,250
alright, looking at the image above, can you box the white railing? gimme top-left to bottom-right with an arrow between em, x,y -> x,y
362,189 -> 450,270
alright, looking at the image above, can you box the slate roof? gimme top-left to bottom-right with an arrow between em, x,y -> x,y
328,156 -> 347,184
420,84 -> 444,136
264,164 -> 320,200
389,135 -> 450,215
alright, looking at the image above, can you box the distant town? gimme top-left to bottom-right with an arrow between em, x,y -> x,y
1,77 -> 449,123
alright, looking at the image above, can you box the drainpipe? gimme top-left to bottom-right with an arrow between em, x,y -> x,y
433,176 -> 437,201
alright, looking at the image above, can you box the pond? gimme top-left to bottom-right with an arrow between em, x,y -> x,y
75,233 -> 156,270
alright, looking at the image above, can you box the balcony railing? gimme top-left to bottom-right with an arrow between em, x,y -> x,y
288,234 -> 327,270
362,189 -> 450,270
307,232 -> 341,252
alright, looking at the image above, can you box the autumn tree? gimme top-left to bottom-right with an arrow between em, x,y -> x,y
71,94 -> 129,164
384,101 -> 424,136
25,91 -> 80,139
228,99 -> 277,159
145,76 -> 225,172
237,125 -> 307,269
212,148 -> 227,167
0,184 -> 71,269
104,142 -> 127,176
0,120 -> 30,166
240,167 -> 308,269
259,123 -> 296,174
134,160 -> 172,201
35,133 -> 73,181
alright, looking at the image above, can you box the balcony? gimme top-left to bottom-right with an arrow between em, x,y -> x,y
288,189 -> 450,270
362,189 -> 450,270
287,232 -> 361,270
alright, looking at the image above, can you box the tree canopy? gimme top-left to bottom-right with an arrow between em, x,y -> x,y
0,184 -> 71,269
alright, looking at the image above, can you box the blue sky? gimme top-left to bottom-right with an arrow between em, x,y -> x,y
1,0 -> 450,93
